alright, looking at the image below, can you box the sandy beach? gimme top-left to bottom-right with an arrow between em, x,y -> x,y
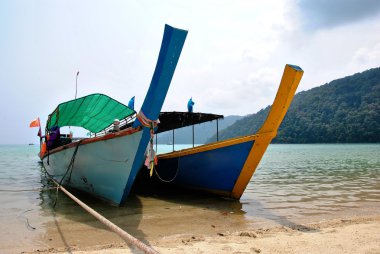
12,191 -> 380,254
19,214 -> 380,254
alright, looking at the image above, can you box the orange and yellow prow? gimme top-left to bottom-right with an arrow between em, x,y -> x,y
231,64 -> 304,199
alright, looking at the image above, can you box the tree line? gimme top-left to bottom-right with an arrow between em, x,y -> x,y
209,67 -> 380,143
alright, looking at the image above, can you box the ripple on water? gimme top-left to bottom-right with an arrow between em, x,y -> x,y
242,144 -> 380,221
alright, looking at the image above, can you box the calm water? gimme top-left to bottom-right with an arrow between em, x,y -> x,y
0,144 -> 379,251
242,144 -> 380,224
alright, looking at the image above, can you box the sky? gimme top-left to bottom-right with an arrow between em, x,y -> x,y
1,0 -> 380,144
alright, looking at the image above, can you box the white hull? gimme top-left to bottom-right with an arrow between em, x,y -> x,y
42,131 -> 143,205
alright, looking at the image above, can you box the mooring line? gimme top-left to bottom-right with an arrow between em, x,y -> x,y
49,178 -> 159,254
17,209 -> 36,230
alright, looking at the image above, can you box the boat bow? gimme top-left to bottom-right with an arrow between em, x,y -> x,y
231,64 -> 304,198
121,25 -> 188,204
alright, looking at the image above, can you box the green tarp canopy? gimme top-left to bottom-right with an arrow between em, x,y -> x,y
47,94 -> 136,133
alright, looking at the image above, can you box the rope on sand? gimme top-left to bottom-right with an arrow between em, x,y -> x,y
49,179 -> 160,254
17,209 -> 36,230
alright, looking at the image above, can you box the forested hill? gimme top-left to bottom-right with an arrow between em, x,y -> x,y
208,67 -> 380,143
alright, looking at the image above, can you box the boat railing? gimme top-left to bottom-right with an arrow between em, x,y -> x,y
90,114 -> 137,138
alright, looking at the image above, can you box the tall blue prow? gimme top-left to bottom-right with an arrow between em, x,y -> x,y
120,24 -> 188,204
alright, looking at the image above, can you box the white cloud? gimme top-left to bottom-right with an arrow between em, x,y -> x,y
352,43 -> 380,65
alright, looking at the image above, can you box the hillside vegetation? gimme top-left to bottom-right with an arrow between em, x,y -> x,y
208,67 -> 380,143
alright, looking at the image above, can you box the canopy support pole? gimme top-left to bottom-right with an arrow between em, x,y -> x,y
216,119 -> 219,141
172,129 -> 175,152
192,125 -> 194,147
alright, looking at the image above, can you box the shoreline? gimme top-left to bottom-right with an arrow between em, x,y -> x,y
1,144 -> 378,254
20,214 -> 380,254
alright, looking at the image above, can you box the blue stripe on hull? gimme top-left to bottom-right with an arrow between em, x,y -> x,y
155,140 -> 254,192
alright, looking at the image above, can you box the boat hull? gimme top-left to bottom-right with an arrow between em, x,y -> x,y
42,131 -> 143,205
151,64 -> 304,199
40,24 -> 188,205
155,137 -> 256,196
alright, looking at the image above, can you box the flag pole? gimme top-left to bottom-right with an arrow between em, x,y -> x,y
75,71 -> 80,99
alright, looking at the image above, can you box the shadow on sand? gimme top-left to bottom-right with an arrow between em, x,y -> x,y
132,172 -> 320,233
37,165 -> 319,253
38,168 -> 147,253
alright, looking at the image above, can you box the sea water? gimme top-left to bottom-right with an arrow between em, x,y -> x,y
0,144 -> 379,251
242,144 -> 380,225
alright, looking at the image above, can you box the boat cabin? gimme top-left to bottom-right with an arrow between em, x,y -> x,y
155,111 -> 224,151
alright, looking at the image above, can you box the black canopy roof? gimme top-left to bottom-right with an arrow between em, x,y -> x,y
156,112 -> 224,133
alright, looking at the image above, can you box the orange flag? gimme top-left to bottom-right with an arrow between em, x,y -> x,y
29,118 -> 40,128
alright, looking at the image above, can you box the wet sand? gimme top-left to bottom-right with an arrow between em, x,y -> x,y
19,214 -> 380,254
7,189 -> 380,254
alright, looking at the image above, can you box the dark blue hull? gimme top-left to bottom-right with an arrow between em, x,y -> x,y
150,64 -> 304,199
155,140 -> 255,195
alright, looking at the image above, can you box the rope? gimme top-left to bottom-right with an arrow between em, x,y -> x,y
146,122 -> 157,177
39,144 -> 160,253
66,140 -> 82,183
48,177 -> 160,254
17,209 -> 36,230
53,140 -> 82,207
154,157 -> 180,183
136,110 -> 160,177
136,110 -> 159,128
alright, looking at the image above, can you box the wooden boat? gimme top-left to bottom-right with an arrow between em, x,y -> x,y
40,25 -> 187,205
145,64 -> 303,199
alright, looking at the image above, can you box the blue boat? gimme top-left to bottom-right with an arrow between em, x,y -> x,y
146,64 -> 304,199
39,25 -> 187,205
